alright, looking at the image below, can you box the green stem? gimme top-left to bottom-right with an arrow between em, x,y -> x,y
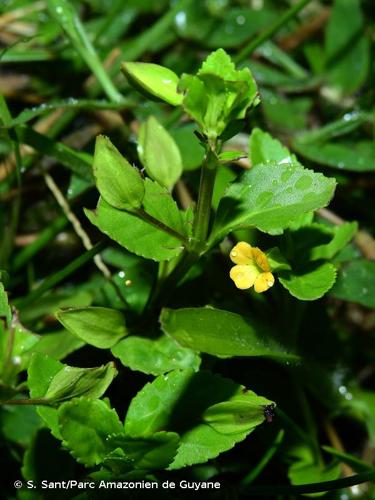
241,430 -> 285,485
147,148 -> 218,309
1,398 -> 50,406
234,0 -> 314,63
192,148 -> 218,249
148,250 -> 199,310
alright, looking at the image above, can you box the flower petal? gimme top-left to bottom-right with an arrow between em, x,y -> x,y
230,264 -> 258,290
230,242 -> 253,265
254,272 -> 275,293
252,247 -> 270,272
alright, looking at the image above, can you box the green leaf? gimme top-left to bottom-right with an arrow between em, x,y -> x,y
205,8 -> 276,49
179,49 -> 258,140
160,307 -> 298,361
260,90 -> 313,132
111,334 -> 200,375
31,330 -> 84,361
56,307 -> 127,349
86,179 -> 185,261
125,370 -> 270,469
288,443 -> 341,490
58,398 -> 123,467
105,432 -> 180,471
138,116 -> 183,190
211,162 -> 336,243
124,369 -> 272,469
121,62 -> 183,106
266,247 -> 292,272
0,405 -> 43,447
325,0 -> 369,95
212,164 -> 237,210
93,135 -> 145,210
101,248 -> 154,314
0,323 -> 40,382
279,262 -> 337,301
28,354 -> 64,439
330,260 -> 375,308
292,139 -> 375,172
0,282 -> 11,327
249,127 -> 300,166
218,150 -> 246,162
292,113 -> 369,144
170,124 -> 205,171
311,222 -> 357,261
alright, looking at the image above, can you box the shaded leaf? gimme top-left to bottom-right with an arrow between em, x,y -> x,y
293,140 -> 375,172
58,398 -> 123,467
124,369 -> 272,469
111,334 -> 200,375
330,260 -> 375,308
105,432 -> 180,471
160,307 -> 298,361
325,0 -> 369,94
56,306 -> 127,349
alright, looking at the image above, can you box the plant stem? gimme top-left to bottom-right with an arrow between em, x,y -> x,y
146,148 -> 219,310
234,0 -> 314,63
148,250 -> 199,310
241,430 -> 285,485
192,148 -> 218,249
1,398 -> 50,406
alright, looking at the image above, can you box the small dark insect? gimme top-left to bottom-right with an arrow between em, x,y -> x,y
263,404 -> 276,423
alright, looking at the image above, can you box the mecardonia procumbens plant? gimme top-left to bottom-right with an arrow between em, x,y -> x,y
47,49 -> 343,476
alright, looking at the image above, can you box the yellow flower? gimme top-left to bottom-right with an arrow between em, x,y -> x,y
229,242 -> 275,293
